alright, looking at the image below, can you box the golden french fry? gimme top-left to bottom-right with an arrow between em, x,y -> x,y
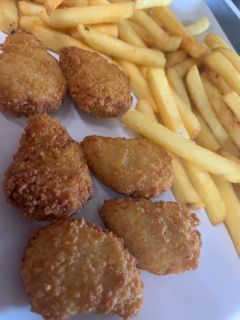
166,67 -> 192,109
129,20 -> 153,47
174,58 -> 197,78
216,48 -> 240,74
77,25 -> 166,67
205,33 -> 230,50
166,50 -> 188,68
153,7 -> 206,57
118,19 -> 146,47
40,2 -> 134,28
223,92 -> 240,121
219,149 -> 240,165
185,16 -> 210,36
172,90 -> 201,138
135,99 -> 157,122
147,68 -> 188,137
31,25 -> 91,53
72,24 -> 118,38
132,10 -> 181,52
202,74 -> 240,149
187,66 -> 240,157
18,1 -> 44,15
205,68 -> 232,94
213,176 -> 240,255
139,66 -> 148,78
195,112 -> 220,152
34,0 -> 89,5
19,15 -> 45,29
135,0 -> 171,10
90,0 -> 110,4
0,0 -> 18,33
204,52 -> 240,96
117,60 -> 157,112
122,109 -> 240,183
44,0 -> 63,15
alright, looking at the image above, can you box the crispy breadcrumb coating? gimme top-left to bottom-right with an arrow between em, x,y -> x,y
0,30 -> 66,117
100,198 -> 201,275
59,47 -> 132,118
21,218 -> 144,320
3,114 -> 92,220
81,135 -> 173,198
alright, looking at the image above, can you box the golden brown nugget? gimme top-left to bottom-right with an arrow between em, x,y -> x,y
100,198 -> 201,275
21,218 -> 144,320
81,136 -> 173,197
59,47 -> 132,118
0,30 -> 66,117
4,114 -> 92,220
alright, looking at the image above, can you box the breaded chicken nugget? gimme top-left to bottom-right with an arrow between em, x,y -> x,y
21,218 -> 144,320
81,135 -> 173,197
0,30 -> 66,117
59,47 -> 132,117
4,114 -> 92,220
100,198 -> 201,275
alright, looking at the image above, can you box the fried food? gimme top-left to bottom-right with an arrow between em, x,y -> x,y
100,198 -> 201,275
59,47 -> 132,117
21,218 -> 144,320
0,30 -> 66,117
4,114 -> 92,220
81,135 -> 173,197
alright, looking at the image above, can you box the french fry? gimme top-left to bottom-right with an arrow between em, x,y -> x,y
184,162 -> 226,225
202,75 -> 240,149
18,1 -> 44,15
19,15 -> 45,29
185,16 -> 210,36
166,50 -> 188,68
129,20 -> 153,47
167,67 -> 192,109
132,10 -> 181,52
187,66 -> 240,156
204,52 -> 240,96
31,25 -> 91,53
195,112 -> 220,152
219,149 -> 240,165
213,176 -> 240,255
77,25 -> 166,67
153,7 -> 206,57
90,0 -> 110,4
216,48 -> 240,74
172,90 -> 201,138
44,0 -> 63,15
135,99 -> 157,122
118,60 -> 157,112
139,66 -> 148,78
223,92 -> 240,121
205,68 -> 232,94
39,2 -> 134,28
34,0 -> 89,5
72,24 -> 118,38
205,33 -> 230,50
135,0 -> 171,10
122,109 -> 240,183
118,19 -> 146,47
147,68 -> 188,137
0,0 -> 18,33
174,58 -> 197,78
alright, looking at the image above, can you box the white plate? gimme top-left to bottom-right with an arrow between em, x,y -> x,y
0,1 -> 240,320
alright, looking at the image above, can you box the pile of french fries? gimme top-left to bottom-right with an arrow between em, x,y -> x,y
0,0 -> 240,255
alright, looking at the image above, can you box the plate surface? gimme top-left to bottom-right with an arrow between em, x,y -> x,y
0,1 -> 240,320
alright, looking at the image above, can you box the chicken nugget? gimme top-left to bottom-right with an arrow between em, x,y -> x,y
3,114 -> 92,220
59,47 -> 132,117
100,198 -> 201,275
81,135 -> 173,197
21,218 -> 144,320
0,30 -> 66,117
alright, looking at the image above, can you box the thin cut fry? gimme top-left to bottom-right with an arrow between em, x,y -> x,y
39,2 -> 134,28
167,67 -> 192,109
153,7 -> 206,57
18,1 -> 44,16
135,99 -> 157,122
205,33 -> 230,50
204,52 -> 240,96
44,0 -> 63,15
185,16 -> 210,36
223,92 -> 240,121
122,109 -> 240,183
166,50 -> 188,68
118,19 -> 146,47
205,68 -> 232,94
0,0 -> 18,33
129,20 -> 153,47
147,68 -> 188,137
77,25 -> 166,67
174,58 -> 197,78
216,48 -> 240,74
135,0 -> 172,10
